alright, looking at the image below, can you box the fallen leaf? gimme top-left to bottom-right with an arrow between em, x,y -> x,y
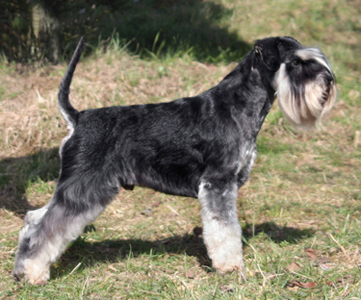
325,281 -> 334,286
305,248 -> 317,260
151,201 -> 161,208
325,276 -> 354,287
186,270 -> 194,279
220,285 -> 234,293
288,280 -> 317,288
302,282 -> 317,288
287,262 -> 302,272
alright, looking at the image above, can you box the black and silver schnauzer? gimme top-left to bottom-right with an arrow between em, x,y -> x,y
14,36 -> 336,284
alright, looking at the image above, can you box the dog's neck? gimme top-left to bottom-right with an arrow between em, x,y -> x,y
215,56 -> 277,135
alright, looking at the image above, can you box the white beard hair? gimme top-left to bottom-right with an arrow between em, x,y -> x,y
274,55 -> 336,129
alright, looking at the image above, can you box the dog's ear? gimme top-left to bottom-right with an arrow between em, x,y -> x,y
277,40 -> 287,60
277,37 -> 302,61
254,38 -> 282,72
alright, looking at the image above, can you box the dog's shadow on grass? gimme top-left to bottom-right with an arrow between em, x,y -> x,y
53,221 -> 314,279
55,234 -> 212,278
243,221 -> 315,243
0,147 -> 60,216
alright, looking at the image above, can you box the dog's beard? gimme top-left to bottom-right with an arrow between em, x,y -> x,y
275,49 -> 336,129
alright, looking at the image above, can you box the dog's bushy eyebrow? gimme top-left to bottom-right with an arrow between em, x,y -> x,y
295,48 -> 333,75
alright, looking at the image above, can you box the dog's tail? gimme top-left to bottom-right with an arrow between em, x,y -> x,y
58,37 -> 85,128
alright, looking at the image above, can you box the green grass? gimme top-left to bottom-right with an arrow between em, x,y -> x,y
1,0 -> 361,298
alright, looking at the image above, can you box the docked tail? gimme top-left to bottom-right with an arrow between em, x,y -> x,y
58,37 -> 85,128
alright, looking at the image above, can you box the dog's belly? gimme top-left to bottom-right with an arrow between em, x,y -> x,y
129,154 -> 204,198
126,142 -> 257,198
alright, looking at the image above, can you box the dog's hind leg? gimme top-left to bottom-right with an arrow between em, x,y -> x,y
13,180 -> 115,285
198,179 -> 245,279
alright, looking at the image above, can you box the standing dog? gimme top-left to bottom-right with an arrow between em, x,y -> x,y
14,37 -> 336,284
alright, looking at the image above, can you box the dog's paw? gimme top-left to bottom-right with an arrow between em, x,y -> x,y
213,260 -> 247,282
212,251 -> 245,273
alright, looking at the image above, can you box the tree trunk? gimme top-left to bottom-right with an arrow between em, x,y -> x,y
31,3 -> 60,63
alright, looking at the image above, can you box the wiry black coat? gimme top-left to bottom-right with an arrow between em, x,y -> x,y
56,38 -> 286,215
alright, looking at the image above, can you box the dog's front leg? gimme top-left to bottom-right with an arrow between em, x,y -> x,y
198,180 -> 245,278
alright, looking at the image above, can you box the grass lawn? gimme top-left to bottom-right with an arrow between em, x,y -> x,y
1,0 -> 361,298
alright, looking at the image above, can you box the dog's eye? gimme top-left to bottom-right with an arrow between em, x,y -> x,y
292,59 -> 301,66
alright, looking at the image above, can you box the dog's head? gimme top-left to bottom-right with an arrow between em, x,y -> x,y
253,36 -> 336,128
